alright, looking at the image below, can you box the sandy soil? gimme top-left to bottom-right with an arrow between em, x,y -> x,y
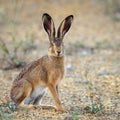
0,0 -> 120,120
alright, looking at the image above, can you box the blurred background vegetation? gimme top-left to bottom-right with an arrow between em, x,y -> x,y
0,0 -> 120,119
0,0 -> 120,70
0,0 -> 120,69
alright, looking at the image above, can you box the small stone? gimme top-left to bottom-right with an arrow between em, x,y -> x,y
64,114 -> 73,120
69,107 -> 75,111
79,50 -> 88,56
67,64 -> 75,71
97,70 -> 110,75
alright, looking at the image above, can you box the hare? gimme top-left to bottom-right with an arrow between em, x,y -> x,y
10,13 -> 73,112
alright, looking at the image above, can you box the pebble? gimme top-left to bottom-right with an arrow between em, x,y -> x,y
67,64 -> 75,71
64,115 -> 73,120
97,70 -> 110,75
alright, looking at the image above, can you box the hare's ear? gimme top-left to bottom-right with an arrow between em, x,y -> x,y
57,15 -> 73,38
42,13 -> 55,37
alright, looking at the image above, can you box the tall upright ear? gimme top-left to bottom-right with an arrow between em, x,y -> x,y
42,13 -> 55,37
57,15 -> 73,38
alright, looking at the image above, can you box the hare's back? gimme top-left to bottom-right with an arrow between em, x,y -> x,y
14,59 -> 42,82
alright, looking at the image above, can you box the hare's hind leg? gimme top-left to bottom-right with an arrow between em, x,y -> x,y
17,86 -> 33,108
11,80 -> 32,108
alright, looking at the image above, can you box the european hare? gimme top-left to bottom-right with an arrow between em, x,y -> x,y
10,13 -> 73,112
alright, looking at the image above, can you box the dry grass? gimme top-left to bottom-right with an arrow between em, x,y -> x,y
0,0 -> 120,120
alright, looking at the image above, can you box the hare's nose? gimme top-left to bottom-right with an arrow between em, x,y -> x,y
57,51 -> 61,56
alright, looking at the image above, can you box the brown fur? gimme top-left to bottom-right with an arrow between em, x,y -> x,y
10,13 -> 73,112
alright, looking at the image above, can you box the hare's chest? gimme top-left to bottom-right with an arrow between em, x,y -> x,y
49,67 -> 65,82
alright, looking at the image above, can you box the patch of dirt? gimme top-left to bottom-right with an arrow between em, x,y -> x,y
0,0 -> 120,120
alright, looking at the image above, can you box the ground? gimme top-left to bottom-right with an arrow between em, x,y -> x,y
0,0 -> 120,120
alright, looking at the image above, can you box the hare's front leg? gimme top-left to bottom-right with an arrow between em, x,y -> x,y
48,84 -> 66,112
56,85 -> 59,97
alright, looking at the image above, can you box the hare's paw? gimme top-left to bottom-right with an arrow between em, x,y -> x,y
56,107 -> 68,113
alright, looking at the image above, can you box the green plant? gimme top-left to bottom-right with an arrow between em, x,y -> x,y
84,101 -> 105,114
0,31 -> 38,70
0,39 -> 25,70
0,102 -> 16,120
72,111 -> 79,120
95,39 -> 111,49
23,33 -> 37,53
0,39 -> 9,56
74,40 -> 85,48
8,102 -> 16,112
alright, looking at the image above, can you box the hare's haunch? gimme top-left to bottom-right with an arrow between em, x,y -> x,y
10,13 -> 73,112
